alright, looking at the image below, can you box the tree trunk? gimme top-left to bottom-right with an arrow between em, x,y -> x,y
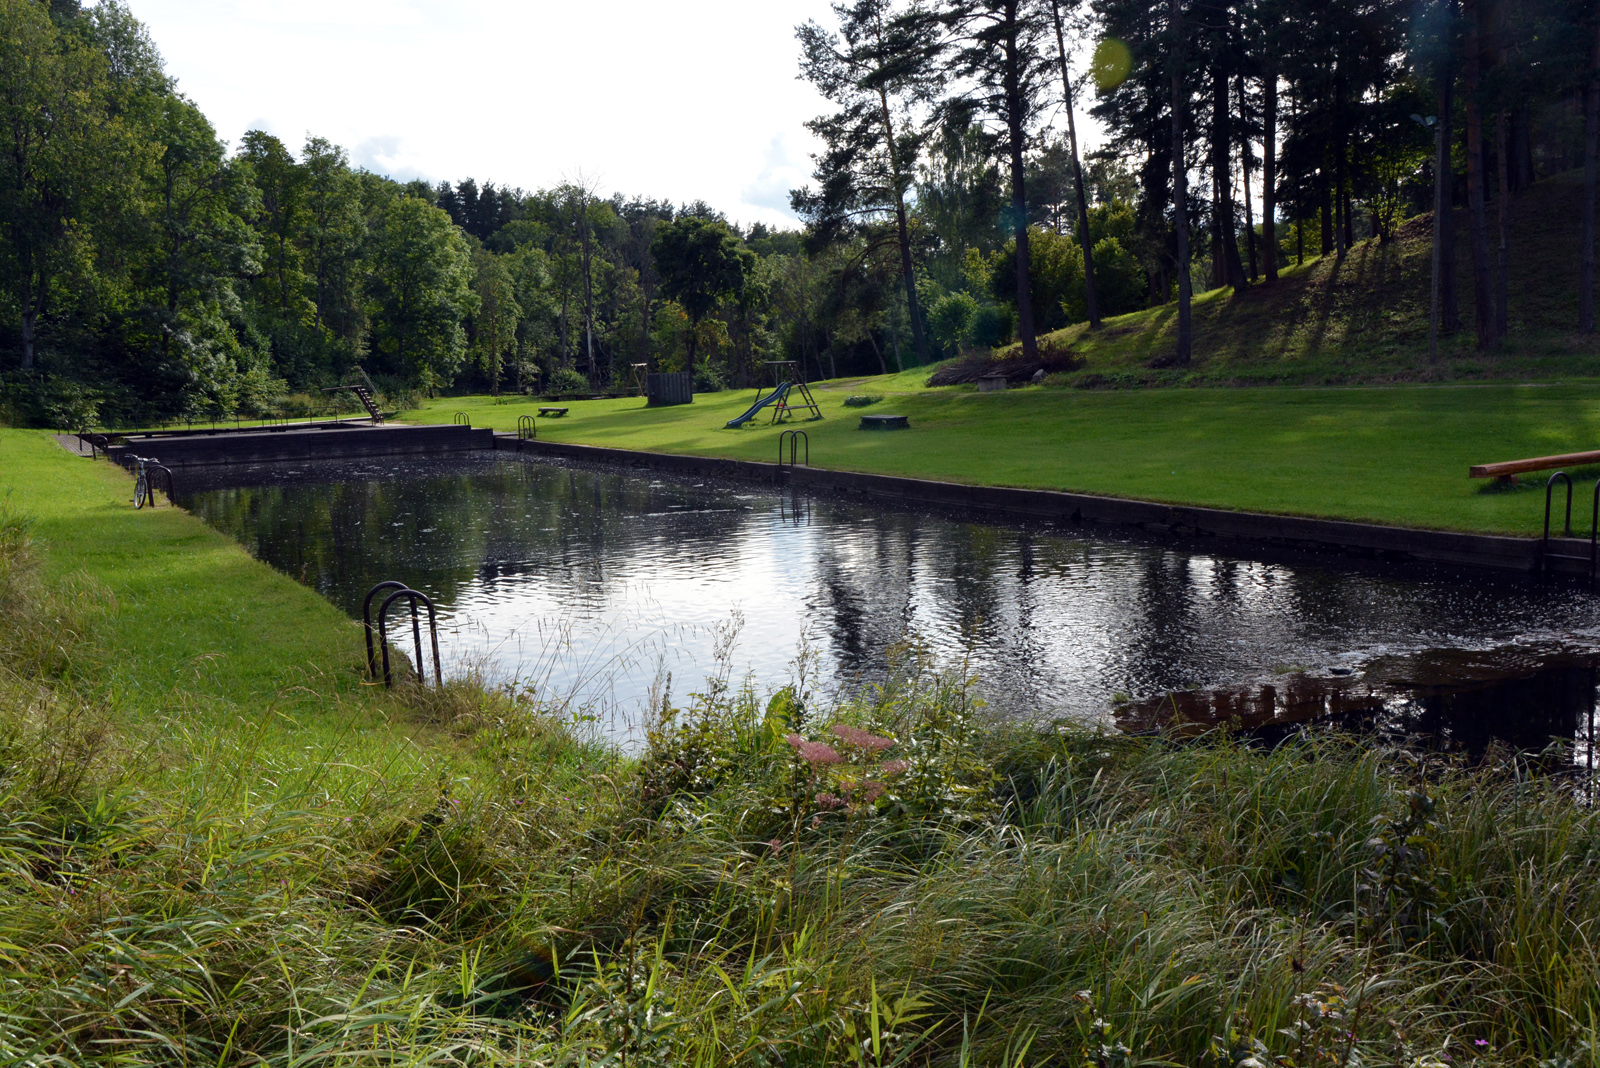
877,87 -> 933,363
1263,68 -> 1278,281
580,200 -> 597,383
640,276 -> 654,369
1212,66 -> 1246,289
1582,14 -> 1600,333
1051,0 -> 1100,327
1003,0 -> 1038,359
1438,36 -> 1458,334
868,331 -> 888,375
20,307 -> 37,370
1431,9 -> 1455,351
1319,173 -> 1332,256
1240,72 -> 1257,283
1494,107 -> 1510,341
1462,0 -> 1495,349
1171,0 -> 1193,366
1334,69 -> 1349,257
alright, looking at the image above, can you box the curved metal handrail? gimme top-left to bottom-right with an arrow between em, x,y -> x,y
778,429 -> 809,468
517,414 -> 536,441
453,412 -> 471,427
146,462 -> 175,505
1543,471 -> 1575,573
363,580 -> 412,678
378,587 -> 443,688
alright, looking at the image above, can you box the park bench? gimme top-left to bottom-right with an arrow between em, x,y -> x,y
1469,449 -> 1600,481
538,407 -> 569,417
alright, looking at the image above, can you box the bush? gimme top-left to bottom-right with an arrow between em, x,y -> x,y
966,302 -> 1014,349
546,367 -> 591,394
926,291 -> 978,354
692,360 -> 728,393
842,395 -> 882,408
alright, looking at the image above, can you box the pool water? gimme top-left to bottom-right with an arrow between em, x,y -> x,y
178,453 -> 1600,752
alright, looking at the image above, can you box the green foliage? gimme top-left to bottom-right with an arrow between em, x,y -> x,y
546,366 -> 590,394
365,196 -> 476,391
926,290 -> 978,353
965,301 -> 1013,349
842,394 -> 883,407
650,216 -> 754,366
692,358 -> 728,393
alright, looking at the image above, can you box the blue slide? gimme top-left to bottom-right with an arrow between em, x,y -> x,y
725,383 -> 790,428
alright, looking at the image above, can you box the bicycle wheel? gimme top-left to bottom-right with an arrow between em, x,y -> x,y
134,471 -> 149,508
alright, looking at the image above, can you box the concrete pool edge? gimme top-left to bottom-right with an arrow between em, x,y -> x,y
495,435 -> 1559,575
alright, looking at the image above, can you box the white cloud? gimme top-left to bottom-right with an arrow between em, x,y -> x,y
230,0 -> 427,27
127,0 -> 838,227
738,133 -> 812,222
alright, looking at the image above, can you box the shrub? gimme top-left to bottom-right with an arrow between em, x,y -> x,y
927,291 -> 979,354
842,395 -> 882,408
546,367 -> 591,394
692,359 -> 728,393
965,302 -> 1014,349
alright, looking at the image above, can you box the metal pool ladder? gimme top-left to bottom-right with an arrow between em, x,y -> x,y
363,581 -> 443,688
517,414 -> 537,440
1540,471 -> 1600,584
778,429 -> 809,469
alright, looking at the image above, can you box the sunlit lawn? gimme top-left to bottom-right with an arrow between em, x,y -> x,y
403,377 -> 1600,536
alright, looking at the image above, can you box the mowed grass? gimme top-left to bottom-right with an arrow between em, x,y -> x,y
0,429 -> 382,733
405,380 -> 1600,535
1014,171 -> 1600,384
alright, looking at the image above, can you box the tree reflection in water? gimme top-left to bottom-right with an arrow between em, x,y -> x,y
181,453 -> 1600,749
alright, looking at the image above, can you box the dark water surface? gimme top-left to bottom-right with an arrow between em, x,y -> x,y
179,453 -> 1600,751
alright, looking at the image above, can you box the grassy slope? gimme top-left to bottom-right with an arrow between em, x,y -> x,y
1022,171 -> 1600,384
0,429 -> 377,730
405,382 -> 1600,536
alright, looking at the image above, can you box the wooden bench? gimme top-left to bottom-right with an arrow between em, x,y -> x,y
1469,449 -> 1600,480
538,407 -> 569,417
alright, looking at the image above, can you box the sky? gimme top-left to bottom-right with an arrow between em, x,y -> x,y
123,0 -> 850,228
125,0 -> 1107,230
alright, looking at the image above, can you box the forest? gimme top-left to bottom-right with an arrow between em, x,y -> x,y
0,0 -> 1597,426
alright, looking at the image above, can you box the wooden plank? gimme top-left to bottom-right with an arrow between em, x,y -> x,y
1469,449 -> 1600,479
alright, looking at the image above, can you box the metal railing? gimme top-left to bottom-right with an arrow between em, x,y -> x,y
1540,471 -> 1600,585
453,412 -> 471,427
130,455 -> 175,509
363,581 -> 442,688
517,414 -> 537,441
778,429 -> 809,469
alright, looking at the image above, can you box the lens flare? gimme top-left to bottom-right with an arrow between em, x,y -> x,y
1092,38 -> 1133,91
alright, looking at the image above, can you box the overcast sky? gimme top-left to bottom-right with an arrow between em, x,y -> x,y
125,0 -> 1103,230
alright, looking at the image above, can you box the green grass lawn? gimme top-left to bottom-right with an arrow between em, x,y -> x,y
404,379 -> 1600,536
0,429 -> 386,734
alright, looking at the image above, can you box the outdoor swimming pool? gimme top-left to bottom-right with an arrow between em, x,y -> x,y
180,452 -> 1600,753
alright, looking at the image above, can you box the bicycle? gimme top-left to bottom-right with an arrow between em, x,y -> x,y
131,456 -> 174,509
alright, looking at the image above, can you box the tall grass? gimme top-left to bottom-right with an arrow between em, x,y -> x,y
2,516 -> 1599,1065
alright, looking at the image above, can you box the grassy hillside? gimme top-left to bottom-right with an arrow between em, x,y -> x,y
1005,171 -> 1600,386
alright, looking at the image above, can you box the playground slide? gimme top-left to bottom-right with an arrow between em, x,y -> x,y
725,383 -> 790,428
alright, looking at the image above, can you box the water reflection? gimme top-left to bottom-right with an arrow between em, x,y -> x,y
179,453 -> 1600,746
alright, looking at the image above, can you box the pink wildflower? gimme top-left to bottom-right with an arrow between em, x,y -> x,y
786,734 -> 842,765
831,724 -> 895,753
767,838 -> 783,856
814,792 -> 847,810
880,759 -> 910,776
859,781 -> 885,803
